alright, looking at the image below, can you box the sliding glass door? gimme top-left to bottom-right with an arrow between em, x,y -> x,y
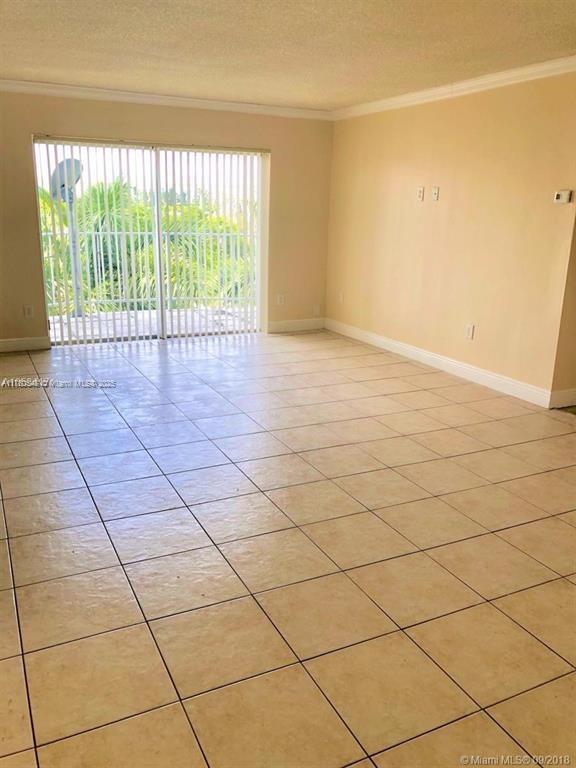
34,140 -> 263,344
158,148 -> 261,339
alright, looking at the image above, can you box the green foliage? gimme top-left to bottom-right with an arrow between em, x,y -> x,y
38,180 -> 256,317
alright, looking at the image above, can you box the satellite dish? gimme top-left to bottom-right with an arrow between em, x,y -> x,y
50,158 -> 82,201
49,158 -> 84,317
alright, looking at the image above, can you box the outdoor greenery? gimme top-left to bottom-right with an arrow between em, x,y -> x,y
38,180 -> 256,316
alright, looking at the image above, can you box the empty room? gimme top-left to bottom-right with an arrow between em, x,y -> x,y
1,1 -> 575,766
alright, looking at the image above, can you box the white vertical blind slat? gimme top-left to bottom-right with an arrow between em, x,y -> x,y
34,141 -> 262,344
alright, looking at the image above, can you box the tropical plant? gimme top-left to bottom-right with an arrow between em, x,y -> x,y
38,180 -> 256,318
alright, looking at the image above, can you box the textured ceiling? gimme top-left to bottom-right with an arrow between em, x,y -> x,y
1,0 -> 576,110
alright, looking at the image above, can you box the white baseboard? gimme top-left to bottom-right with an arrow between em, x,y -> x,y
0,336 -> 51,353
267,318 -> 325,333
549,388 -> 576,408
324,318 -> 552,408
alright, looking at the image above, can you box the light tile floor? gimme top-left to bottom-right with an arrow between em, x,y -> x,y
0,330 -> 575,768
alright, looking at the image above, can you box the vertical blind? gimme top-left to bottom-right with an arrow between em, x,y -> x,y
34,140 -> 263,344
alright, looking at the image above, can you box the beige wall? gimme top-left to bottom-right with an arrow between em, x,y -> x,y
327,73 -> 576,391
1,78 -> 575,399
552,220 -> 576,394
0,92 -> 332,341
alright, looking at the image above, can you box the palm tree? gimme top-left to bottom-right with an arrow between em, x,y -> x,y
38,179 -> 255,319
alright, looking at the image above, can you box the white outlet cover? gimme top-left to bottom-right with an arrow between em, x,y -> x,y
553,190 -> 573,204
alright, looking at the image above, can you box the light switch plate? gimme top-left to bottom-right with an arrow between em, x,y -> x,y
554,190 -> 573,204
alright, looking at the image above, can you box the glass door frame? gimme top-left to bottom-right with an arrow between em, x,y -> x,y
33,135 -> 270,344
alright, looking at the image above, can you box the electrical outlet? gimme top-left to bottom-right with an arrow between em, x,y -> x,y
417,186 -> 425,202
276,294 -> 285,306
338,291 -> 344,304
23,305 -> 35,319
312,304 -> 321,317
465,323 -> 475,340
432,186 -> 440,201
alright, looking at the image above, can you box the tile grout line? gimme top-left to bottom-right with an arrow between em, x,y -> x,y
285,478 -> 575,760
157,446 -> 372,762
2,334 -> 575,762
26,353 -> 215,768
102,340 -> 376,759
4,469 -> 576,540
170,335 -> 576,761
1,351 -> 41,768
170,360 -> 576,760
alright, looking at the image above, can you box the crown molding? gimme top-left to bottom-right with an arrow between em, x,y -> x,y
1,54 -> 575,122
0,79 -> 333,121
332,55 -> 576,120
